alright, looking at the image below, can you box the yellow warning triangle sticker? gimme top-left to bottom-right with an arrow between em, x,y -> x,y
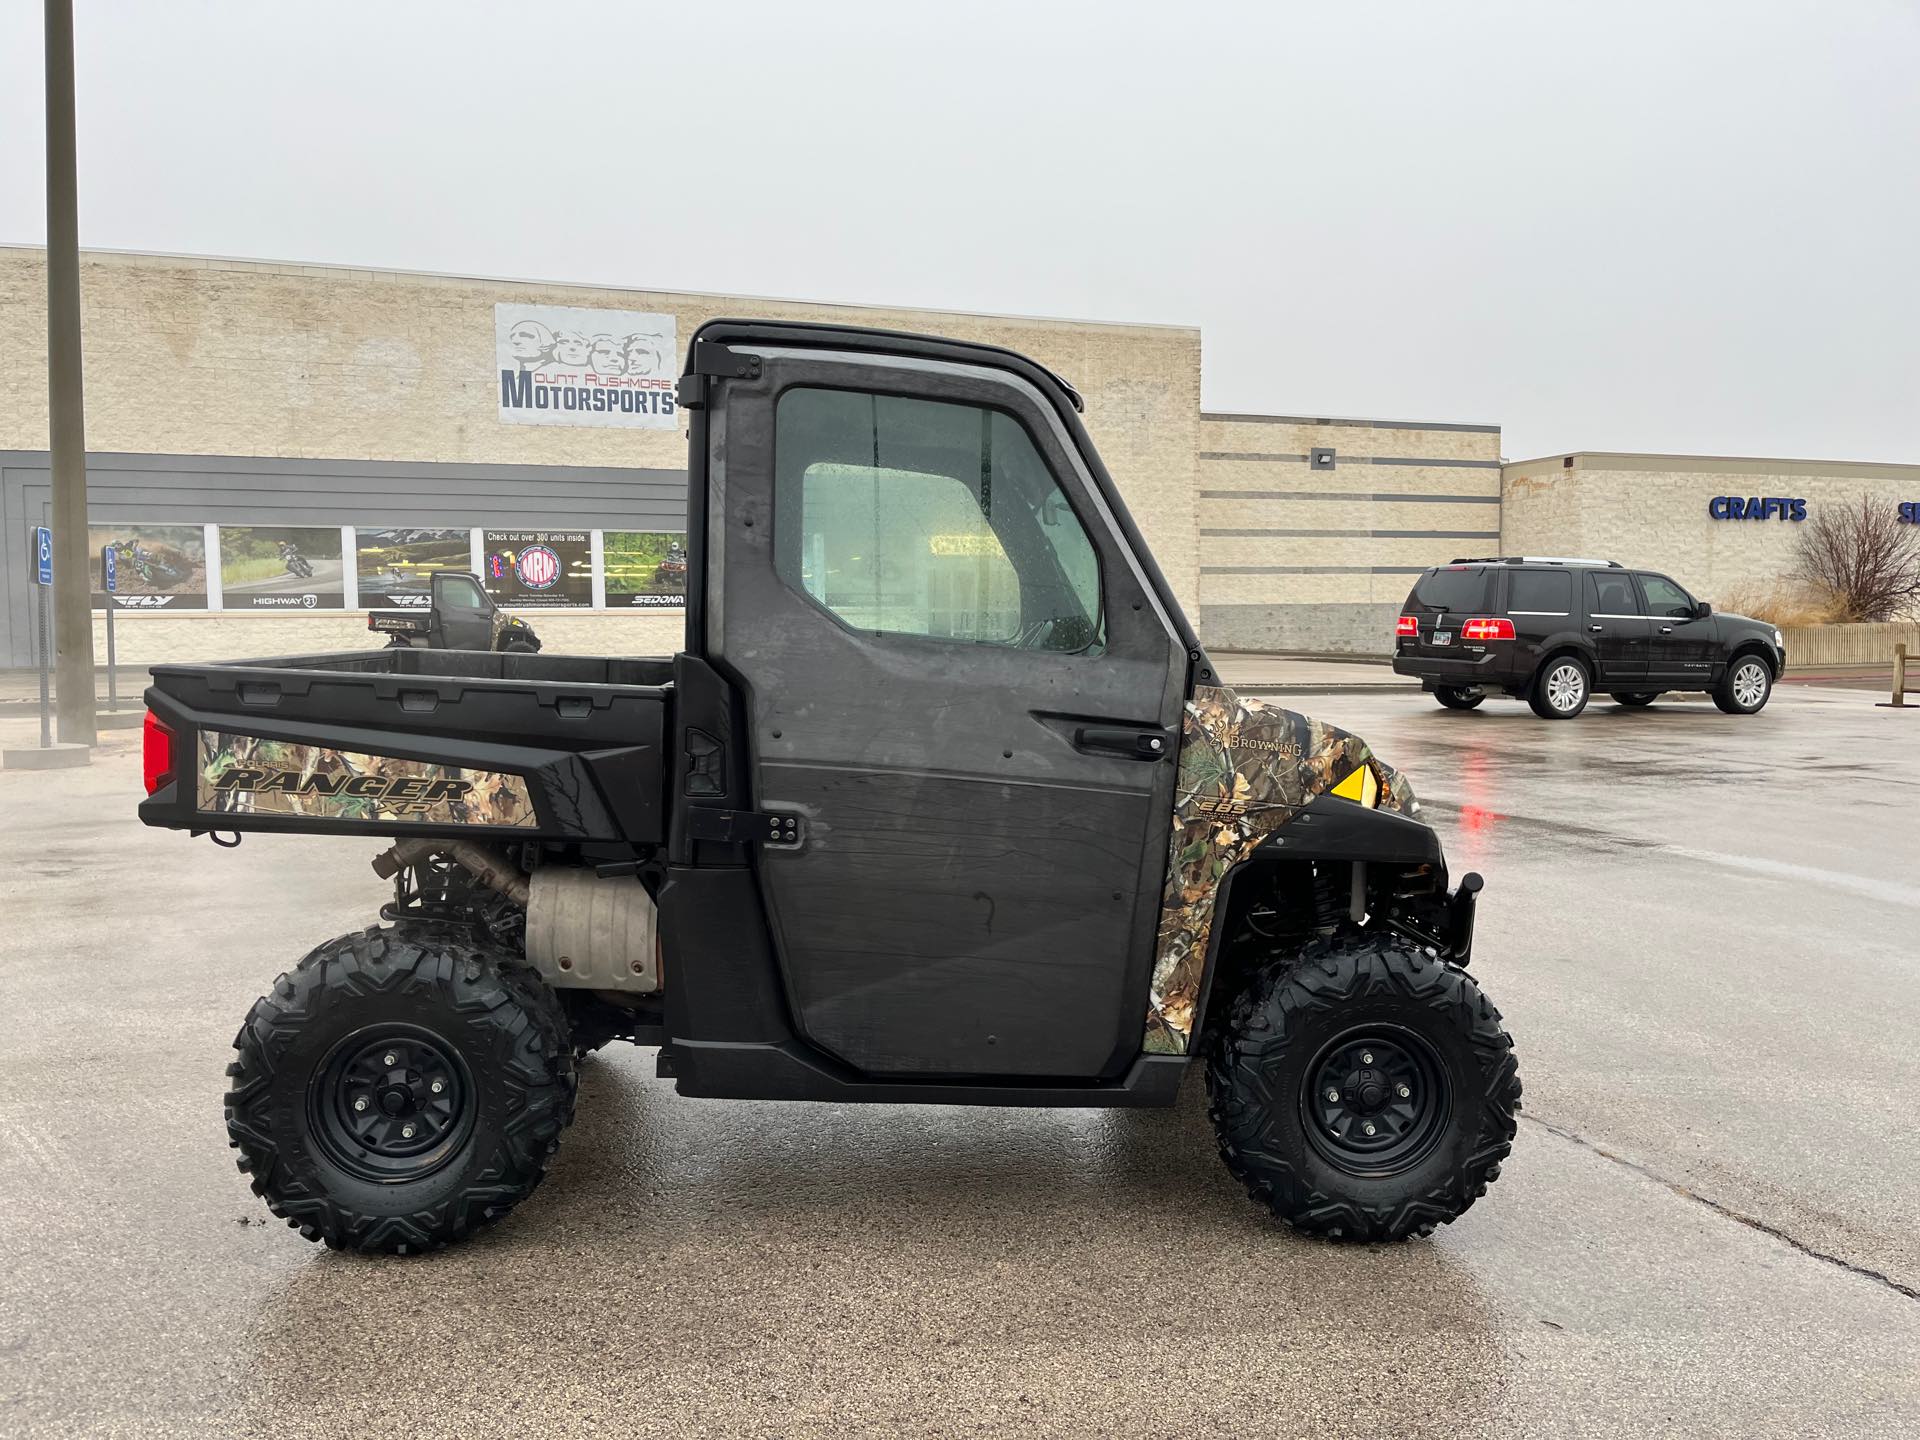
1331,764 -> 1379,807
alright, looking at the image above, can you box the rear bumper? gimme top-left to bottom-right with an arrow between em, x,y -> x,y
1392,652 -> 1506,688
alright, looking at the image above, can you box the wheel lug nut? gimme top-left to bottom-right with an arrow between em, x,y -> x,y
383,1053 -> 398,1067
353,1097 -> 369,1113
401,1124 -> 416,1139
430,1080 -> 444,1095
1326,1088 -> 1340,1103
1360,1052 -> 1374,1065
1397,1084 -> 1411,1098
1363,1123 -> 1377,1136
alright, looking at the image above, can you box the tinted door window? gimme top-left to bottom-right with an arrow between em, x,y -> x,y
1637,574 -> 1695,618
1508,569 -> 1572,614
1408,567 -> 1490,612
776,388 -> 1102,653
1585,571 -> 1643,616
438,575 -> 486,611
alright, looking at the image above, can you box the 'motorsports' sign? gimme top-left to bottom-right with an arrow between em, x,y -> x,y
496,303 -> 677,429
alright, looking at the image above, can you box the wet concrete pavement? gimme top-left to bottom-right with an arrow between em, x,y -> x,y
2,686 -> 1917,1437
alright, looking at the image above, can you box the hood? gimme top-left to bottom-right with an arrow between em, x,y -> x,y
1145,682 -> 1421,1054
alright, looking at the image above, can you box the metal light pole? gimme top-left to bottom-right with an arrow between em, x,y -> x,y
46,0 -> 96,747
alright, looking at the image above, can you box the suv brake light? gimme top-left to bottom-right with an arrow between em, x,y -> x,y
1460,617 -> 1516,641
1396,615 -> 1419,638
143,712 -> 175,795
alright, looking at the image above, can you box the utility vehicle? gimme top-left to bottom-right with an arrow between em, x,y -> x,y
366,569 -> 543,653
139,322 -> 1519,1253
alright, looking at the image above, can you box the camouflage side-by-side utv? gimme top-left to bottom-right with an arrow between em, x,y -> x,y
140,321 -> 1520,1253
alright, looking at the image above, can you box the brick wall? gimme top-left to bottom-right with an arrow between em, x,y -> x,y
1196,413 -> 1502,654
1500,455 -> 1920,612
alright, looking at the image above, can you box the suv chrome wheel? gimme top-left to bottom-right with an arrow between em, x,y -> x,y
1546,663 -> 1585,712
1715,655 -> 1773,714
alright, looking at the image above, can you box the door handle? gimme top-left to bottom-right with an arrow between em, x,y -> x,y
1074,725 -> 1171,760
1659,625 -> 1673,634
1588,624 -> 1604,633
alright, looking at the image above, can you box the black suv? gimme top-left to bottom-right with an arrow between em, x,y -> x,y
1391,556 -> 1786,719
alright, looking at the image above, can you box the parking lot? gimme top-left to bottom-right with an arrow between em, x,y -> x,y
1,681 -> 1916,1437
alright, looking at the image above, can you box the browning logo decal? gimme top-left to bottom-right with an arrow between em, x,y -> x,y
198,731 -> 537,828
1145,685 -> 1417,1055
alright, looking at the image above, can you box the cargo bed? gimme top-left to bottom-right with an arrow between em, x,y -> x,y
139,648 -> 672,846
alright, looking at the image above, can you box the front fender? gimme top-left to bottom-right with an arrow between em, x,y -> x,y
1145,683 -> 1436,1055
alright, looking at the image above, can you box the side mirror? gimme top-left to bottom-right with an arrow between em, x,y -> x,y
1693,601 -> 1712,619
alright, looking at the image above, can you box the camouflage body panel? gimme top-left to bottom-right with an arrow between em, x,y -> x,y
197,730 -> 537,828
1145,684 -> 1420,1054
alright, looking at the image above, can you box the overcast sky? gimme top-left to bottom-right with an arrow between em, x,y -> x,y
1,1 -> 1916,461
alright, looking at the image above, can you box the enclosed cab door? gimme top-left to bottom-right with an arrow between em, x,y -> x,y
432,572 -> 496,650
703,343 -> 1187,1080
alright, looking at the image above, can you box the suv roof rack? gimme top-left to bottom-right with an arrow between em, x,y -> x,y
1447,555 -> 1623,568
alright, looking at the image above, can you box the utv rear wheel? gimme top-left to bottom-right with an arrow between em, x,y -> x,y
1714,655 -> 1772,714
1434,685 -> 1485,710
225,926 -> 576,1254
1207,933 -> 1520,1241
1529,656 -> 1590,719
1611,692 -> 1661,707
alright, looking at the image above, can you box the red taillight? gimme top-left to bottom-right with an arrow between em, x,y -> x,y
1396,615 -> 1419,637
142,712 -> 174,795
1460,617 -> 1516,641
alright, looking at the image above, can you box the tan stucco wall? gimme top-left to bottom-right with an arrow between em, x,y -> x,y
1197,413 -> 1502,652
1500,454 -> 1920,609
0,246 -> 1202,613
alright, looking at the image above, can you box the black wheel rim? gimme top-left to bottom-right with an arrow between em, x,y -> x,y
310,1024 -> 475,1183
1301,1025 -> 1451,1176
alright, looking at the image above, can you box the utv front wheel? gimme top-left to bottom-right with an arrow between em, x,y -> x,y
1207,934 -> 1520,1241
225,926 -> 576,1253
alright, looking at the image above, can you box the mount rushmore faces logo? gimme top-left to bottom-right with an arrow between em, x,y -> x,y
496,303 -> 678,430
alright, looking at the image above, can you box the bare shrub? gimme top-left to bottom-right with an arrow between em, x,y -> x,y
1792,498 -> 1920,623
1714,581 -> 1846,628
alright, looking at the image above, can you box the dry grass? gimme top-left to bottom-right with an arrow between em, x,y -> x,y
1714,581 -> 1847,628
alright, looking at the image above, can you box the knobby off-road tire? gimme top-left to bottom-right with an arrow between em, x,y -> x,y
1434,685 -> 1485,711
225,926 -> 577,1254
1207,933 -> 1521,1241
1611,692 -> 1661,707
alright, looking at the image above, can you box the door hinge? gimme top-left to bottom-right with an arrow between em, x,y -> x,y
677,341 -> 764,410
686,807 -> 803,848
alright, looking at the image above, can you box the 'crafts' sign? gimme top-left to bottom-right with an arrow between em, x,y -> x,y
496,304 -> 677,430
1707,496 -> 1806,522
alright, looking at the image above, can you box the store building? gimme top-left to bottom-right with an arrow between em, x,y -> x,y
1501,451 -> 1920,613
2,245 -> 1916,666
